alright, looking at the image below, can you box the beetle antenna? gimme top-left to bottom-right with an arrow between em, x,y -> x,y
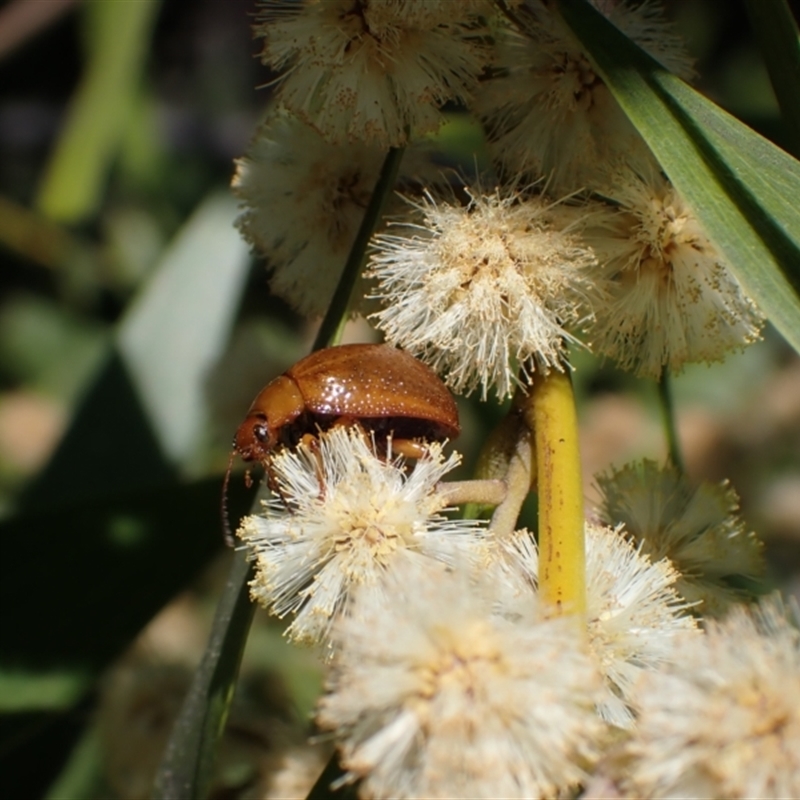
221,449 -> 238,547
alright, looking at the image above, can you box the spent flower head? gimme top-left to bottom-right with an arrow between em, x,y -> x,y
620,598 -> 800,799
317,560 -> 605,799
369,186 -> 601,399
254,0 -> 492,146
501,523 -> 698,728
596,460 -> 765,617
232,110 -> 385,318
237,427 -> 486,645
580,170 -> 764,377
478,0 -> 693,193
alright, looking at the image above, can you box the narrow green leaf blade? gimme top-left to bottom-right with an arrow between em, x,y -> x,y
117,192 -> 250,471
0,670 -> 91,713
153,549 -> 255,800
556,0 -> 800,354
742,0 -> 800,154
36,0 -> 161,222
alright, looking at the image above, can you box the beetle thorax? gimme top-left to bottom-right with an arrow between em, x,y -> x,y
234,375 -> 306,462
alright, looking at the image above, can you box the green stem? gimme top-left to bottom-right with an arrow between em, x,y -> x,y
313,145 -> 406,351
153,549 -> 255,800
157,145 -> 406,800
657,368 -> 684,472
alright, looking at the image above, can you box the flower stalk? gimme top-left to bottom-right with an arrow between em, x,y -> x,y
524,369 -> 586,618
466,407 -> 533,520
488,422 -> 535,540
657,368 -> 684,472
436,479 -> 507,509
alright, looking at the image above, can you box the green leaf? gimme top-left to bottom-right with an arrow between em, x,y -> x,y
43,726 -> 103,800
742,0 -> 800,154
0,474 -> 256,798
153,549 -> 255,800
117,192 -> 251,472
17,349 -> 174,510
555,0 -> 800,355
0,670 -> 91,713
1,475 -> 255,671
1,191 -> 253,793
36,0 -> 162,223
18,192 -> 250,509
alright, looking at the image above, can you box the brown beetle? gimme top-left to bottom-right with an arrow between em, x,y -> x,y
223,344 -> 460,540
235,343 -> 459,462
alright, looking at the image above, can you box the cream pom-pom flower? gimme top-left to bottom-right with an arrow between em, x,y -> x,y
232,110 -> 386,318
254,0 -> 492,146
369,186 -> 601,399
500,523 -> 698,728
620,598 -> 800,799
596,460 -> 765,617
477,0 -> 694,193
317,560 -> 605,799
237,427 -> 487,645
581,170 -> 764,377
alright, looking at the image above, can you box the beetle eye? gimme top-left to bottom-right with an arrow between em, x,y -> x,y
253,423 -> 269,443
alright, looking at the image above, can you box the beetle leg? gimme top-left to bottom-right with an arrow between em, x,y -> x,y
329,417 -> 428,461
389,438 -> 430,459
297,432 -> 328,501
298,432 -> 319,449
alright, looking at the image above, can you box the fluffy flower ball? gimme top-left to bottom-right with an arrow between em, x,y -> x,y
581,171 -> 764,377
596,460 -> 765,617
369,187 -> 600,399
233,111 -> 385,317
500,523 -> 697,728
237,427 -> 486,644
254,0 -> 492,146
621,599 -> 800,799
317,562 -> 605,799
477,0 -> 694,193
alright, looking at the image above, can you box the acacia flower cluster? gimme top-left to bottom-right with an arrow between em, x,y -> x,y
235,424 -> 794,797
238,427 -> 488,645
477,0 -> 694,194
498,523 -> 698,728
596,459 -> 765,617
233,110 -> 387,317
254,0 -> 493,147
317,562 -> 605,799
617,599 -> 800,799
369,187 -> 600,399
581,170 -> 765,377
226,0 -> 794,796
235,0 -> 763,379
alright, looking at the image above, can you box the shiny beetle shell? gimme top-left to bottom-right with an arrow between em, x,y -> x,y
234,343 -> 460,463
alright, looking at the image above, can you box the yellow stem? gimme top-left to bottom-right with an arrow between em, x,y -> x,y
523,370 -> 586,618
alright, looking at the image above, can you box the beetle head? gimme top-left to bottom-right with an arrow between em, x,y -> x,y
234,412 -> 277,462
232,374 -> 306,462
